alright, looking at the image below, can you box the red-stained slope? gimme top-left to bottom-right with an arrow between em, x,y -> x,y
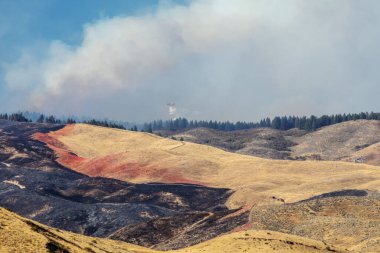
32,123 -> 380,212
33,125 -> 204,185
33,125 -> 87,169
74,155 -> 204,184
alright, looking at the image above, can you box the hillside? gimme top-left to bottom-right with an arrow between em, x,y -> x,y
1,120 -> 379,252
171,120 -> 380,165
0,207 -> 154,253
0,120 -> 246,249
171,127 -> 303,159
249,189 -> 380,252
35,123 -> 380,209
346,142 -> 380,165
290,120 -> 380,162
0,207 -> 347,253
173,230 -> 347,253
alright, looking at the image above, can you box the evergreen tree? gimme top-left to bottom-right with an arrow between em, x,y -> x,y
37,114 -> 45,123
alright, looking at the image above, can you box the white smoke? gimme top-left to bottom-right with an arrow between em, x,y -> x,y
167,103 -> 177,117
3,0 -> 380,121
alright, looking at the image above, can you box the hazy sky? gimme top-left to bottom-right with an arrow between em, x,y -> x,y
1,0 -> 380,122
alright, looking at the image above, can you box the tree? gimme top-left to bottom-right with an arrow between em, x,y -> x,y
271,117 -> 281,129
45,115 -> 57,124
66,118 -> 76,124
37,115 -> 45,123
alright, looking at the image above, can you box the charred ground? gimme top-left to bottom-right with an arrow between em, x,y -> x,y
0,120 -> 248,249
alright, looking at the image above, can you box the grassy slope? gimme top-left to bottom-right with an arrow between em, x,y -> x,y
172,120 -> 380,165
345,142 -> 380,165
172,127 -> 302,160
0,207 -> 345,253
249,192 -> 380,252
37,124 -> 380,209
172,230 -> 346,253
0,207 -> 155,253
291,120 -> 380,161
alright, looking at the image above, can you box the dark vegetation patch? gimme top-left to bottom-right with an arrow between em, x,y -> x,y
299,189 -> 368,203
3,111 -> 380,133
46,242 -> 70,253
143,112 -> 380,132
354,144 -> 370,151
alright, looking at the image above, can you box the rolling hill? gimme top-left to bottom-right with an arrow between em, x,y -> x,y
171,120 -> 380,165
290,120 -> 380,162
35,123 -> 380,209
344,142 -> 380,165
2,119 -> 380,252
249,189 -> 380,252
0,120 -> 246,249
170,127 -> 303,159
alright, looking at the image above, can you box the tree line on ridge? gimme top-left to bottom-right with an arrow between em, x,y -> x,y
1,112 -> 380,132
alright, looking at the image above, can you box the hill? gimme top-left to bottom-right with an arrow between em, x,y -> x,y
0,206 -> 347,253
171,120 -> 380,165
2,120 -> 380,251
0,207 -> 154,253
290,120 -> 380,162
0,120 -> 246,249
35,123 -> 380,209
170,127 -> 303,159
249,189 -> 380,252
346,142 -> 380,165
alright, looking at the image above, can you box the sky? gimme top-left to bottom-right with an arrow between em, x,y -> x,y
1,0 -> 380,122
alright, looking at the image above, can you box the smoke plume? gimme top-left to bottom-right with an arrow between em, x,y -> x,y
3,0 -> 380,121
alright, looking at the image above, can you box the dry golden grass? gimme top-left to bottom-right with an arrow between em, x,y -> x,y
0,207 -> 156,253
171,230 -> 347,253
345,142 -> 380,166
248,192 -> 380,252
290,120 -> 380,161
44,124 -> 380,209
1,207 -> 346,253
